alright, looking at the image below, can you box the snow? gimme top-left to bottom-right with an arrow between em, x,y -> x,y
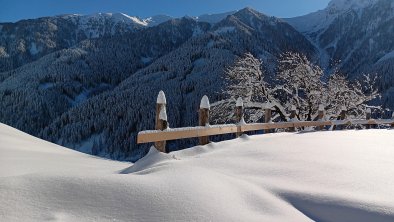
200,95 -> 210,109
264,102 -> 272,109
159,106 -> 167,121
236,97 -> 243,107
318,104 -> 325,111
138,124 -> 238,135
2,123 -> 394,221
156,90 -> 166,104
115,13 -> 148,26
0,46 -> 9,58
291,105 -> 297,111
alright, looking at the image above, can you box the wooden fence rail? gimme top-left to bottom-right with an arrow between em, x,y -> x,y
137,91 -> 394,151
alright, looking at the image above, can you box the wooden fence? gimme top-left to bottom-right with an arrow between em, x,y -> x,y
137,91 -> 394,152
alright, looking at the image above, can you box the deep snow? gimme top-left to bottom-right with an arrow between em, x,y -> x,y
1,123 -> 394,221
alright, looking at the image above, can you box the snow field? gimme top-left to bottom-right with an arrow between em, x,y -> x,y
1,123 -> 394,221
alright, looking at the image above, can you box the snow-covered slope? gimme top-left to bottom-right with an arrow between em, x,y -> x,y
1,122 -> 394,221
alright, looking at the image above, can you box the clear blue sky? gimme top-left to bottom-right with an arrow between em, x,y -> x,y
0,0 -> 331,22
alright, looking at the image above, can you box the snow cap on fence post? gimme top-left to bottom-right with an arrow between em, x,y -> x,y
235,97 -> 244,137
155,90 -> 167,153
157,90 -> 167,104
199,95 -> 210,145
289,105 -> 297,132
236,97 -> 243,107
200,95 -> 210,110
317,104 -> 325,131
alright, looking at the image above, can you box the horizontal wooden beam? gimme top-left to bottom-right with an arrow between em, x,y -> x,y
137,125 -> 239,144
137,119 -> 394,144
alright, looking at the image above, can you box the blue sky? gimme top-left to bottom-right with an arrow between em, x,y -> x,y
0,0 -> 331,22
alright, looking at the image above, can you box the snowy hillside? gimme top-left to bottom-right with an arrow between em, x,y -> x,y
1,122 -> 394,221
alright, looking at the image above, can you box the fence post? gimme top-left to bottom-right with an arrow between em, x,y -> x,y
155,91 -> 168,152
317,104 -> 325,131
366,108 -> 371,129
289,105 -> 297,132
264,102 -> 273,134
235,97 -> 244,137
199,95 -> 210,145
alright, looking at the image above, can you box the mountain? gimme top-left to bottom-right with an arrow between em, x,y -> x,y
0,13 -> 147,73
0,11 -> 235,73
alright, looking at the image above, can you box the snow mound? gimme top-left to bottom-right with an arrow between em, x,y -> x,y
1,122 -> 394,221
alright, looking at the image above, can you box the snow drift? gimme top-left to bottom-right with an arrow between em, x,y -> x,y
1,122 -> 394,221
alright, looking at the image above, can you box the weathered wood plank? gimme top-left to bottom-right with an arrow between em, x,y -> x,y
137,119 -> 394,144
137,125 -> 239,144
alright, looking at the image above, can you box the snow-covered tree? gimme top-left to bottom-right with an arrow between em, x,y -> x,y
213,53 -> 286,123
212,52 -> 381,124
324,71 -> 380,119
